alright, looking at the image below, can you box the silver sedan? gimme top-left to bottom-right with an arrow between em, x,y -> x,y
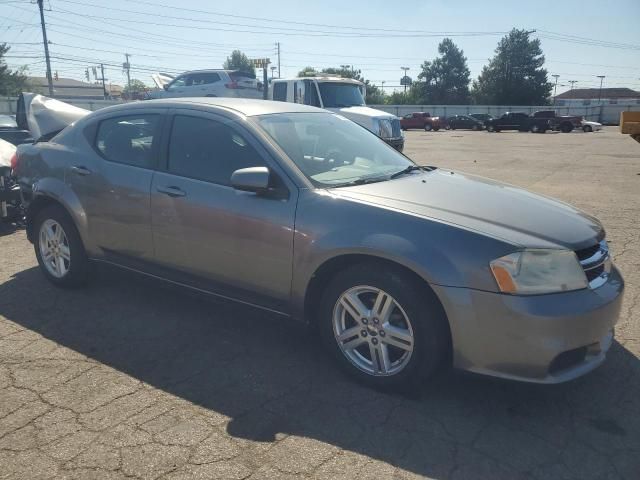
15,98 -> 624,389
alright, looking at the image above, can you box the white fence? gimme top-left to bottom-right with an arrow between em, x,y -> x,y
370,104 -> 640,125
3,97 -> 639,125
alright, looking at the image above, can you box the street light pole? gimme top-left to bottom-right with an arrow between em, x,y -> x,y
597,75 -> 605,103
552,74 -> 560,105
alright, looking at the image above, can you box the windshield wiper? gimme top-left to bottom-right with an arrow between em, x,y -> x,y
389,165 -> 424,179
330,176 -> 388,188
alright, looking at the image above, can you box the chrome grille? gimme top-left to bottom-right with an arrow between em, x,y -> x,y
576,240 -> 610,289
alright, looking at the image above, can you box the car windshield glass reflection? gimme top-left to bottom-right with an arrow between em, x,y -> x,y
317,83 -> 365,108
257,112 -> 413,187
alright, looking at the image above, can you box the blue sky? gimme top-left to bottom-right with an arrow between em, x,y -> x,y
2,0 -> 639,95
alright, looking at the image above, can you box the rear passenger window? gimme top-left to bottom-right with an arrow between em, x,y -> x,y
168,115 -> 265,186
273,82 -> 287,102
95,115 -> 158,169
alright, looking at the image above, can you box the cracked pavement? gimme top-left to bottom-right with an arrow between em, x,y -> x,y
0,127 -> 639,479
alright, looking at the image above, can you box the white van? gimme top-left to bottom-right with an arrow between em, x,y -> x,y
270,76 -> 404,151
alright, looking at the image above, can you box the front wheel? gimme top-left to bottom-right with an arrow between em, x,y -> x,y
319,263 -> 449,389
487,125 -> 495,132
560,123 -> 573,133
583,125 -> 592,133
34,205 -> 89,288
424,124 -> 433,132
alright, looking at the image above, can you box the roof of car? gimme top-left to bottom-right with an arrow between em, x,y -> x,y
96,97 -> 326,117
273,76 -> 364,85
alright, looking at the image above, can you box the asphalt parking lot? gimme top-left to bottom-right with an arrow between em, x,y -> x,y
1,126 -> 638,480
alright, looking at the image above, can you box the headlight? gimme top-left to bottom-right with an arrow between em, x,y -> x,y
490,249 -> 587,295
378,119 -> 393,139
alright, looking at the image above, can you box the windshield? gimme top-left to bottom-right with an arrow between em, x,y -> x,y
256,112 -> 413,187
317,82 -> 365,108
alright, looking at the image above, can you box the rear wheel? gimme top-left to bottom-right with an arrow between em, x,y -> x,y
424,124 -> 433,132
487,125 -> 495,132
583,125 -> 593,133
560,122 -> 573,133
319,263 -> 449,389
34,205 -> 89,288
472,124 -> 479,131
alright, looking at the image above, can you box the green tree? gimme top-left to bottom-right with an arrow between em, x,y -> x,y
296,65 -> 384,104
223,50 -> 255,75
0,43 -> 29,95
297,66 -> 318,77
471,29 -> 551,105
123,79 -> 147,97
414,38 -> 470,104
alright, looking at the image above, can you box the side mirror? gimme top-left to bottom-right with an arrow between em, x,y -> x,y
163,84 -> 169,91
231,166 -> 270,194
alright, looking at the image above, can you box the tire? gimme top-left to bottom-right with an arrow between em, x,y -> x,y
319,263 -> 449,390
472,124 -> 479,131
444,125 -> 451,130
583,125 -> 592,133
433,127 -> 440,132
487,125 -> 495,132
530,124 -> 540,133
34,205 -> 89,288
560,122 -> 573,133
424,124 -> 433,132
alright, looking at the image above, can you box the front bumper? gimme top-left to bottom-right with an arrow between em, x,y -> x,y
383,136 -> 404,152
432,265 -> 624,383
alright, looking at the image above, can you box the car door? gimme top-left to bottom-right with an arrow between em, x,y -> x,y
150,109 -> 298,311
69,110 -> 164,260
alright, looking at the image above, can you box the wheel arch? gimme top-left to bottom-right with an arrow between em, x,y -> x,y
26,179 -> 88,248
303,254 -> 453,363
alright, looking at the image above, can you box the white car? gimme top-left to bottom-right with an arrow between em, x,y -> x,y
582,120 -> 602,132
146,69 -> 262,100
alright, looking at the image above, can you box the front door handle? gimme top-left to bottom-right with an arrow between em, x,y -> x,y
71,165 -> 92,176
157,186 -> 186,197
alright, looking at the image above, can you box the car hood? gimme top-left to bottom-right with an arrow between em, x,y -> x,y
331,169 -> 603,250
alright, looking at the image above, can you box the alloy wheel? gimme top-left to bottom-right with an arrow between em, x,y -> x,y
332,285 -> 414,376
39,219 -> 71,278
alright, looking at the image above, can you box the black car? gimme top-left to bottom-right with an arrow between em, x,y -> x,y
0,114 -> 33,146
485,112 -> 550,133
445,115 -> 484,131
469,113 -> 493,123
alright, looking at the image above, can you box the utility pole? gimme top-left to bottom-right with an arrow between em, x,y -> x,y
37,0 -> 54,96
597,75 -> 605,103
401,67 -> 410,94
100,63 -> 107,99
568,80 -> 577,90
552,74 -> 560,105
381,81 -> 386,92
276,42 -> 281,78
124,53 -> 132,94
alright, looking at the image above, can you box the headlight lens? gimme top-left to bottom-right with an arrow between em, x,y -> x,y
490,249 -> 588,295
378,119 -> 392,138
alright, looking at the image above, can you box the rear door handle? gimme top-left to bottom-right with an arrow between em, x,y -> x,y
71,165 -> 92,176
157,186 -> 186,197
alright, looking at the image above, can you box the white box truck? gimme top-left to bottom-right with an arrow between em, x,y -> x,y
270,76 -> 404,152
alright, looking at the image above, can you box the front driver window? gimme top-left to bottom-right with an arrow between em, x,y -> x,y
167,77 -> 186,90
168,115 -> 266,186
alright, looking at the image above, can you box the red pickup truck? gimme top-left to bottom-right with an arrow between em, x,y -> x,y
400,112 -> 442,131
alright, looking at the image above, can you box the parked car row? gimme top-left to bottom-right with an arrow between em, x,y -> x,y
400,110 -> 602,133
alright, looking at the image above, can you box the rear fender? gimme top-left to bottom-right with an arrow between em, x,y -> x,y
27,177 -> 90,249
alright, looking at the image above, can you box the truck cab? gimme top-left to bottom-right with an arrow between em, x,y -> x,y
270,77 -> 404,151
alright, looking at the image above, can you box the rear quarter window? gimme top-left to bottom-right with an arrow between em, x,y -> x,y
95,115 -> 159,169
